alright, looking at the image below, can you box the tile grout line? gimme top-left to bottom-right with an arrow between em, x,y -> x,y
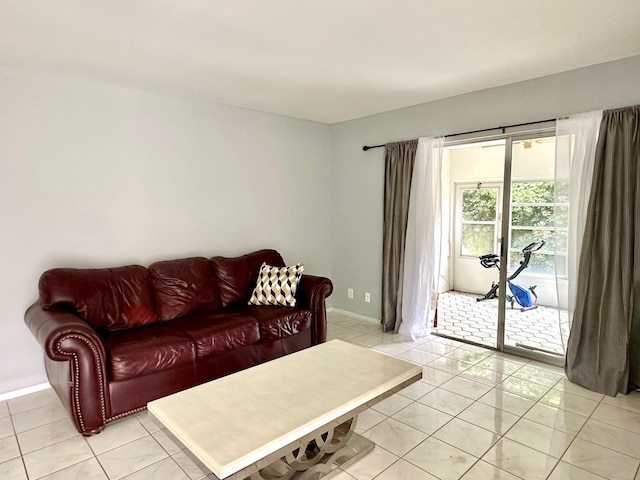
386,351 -> 520,479
407,335 -> 625,479
494,374 -> 567,480
546,387 -> 609,479
5,314 -> 636,480
446,360 -> 538,479
8,411 -> 30,480
365,338 -> 528,479
336,319 -> 605,480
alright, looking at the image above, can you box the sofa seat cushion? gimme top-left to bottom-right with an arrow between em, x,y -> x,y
101,326 -> 196,381
167,313 -> 260,359
237,306 -> 312,342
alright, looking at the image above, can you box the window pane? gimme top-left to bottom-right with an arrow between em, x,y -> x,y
555,230 -> 568,251
512,181 -> 555,203
555,181 -> 570,203
554,205 -> 569,228
508,251 -> 556,274
511,229 -> 555,251
554,254 -> 568,277
511,205 -> 555,227
511,230 -> 568,253
462,189 -> 497,222
461,224 -> 494,256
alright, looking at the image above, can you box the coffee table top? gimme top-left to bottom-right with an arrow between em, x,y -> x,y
148,339 -> 422,479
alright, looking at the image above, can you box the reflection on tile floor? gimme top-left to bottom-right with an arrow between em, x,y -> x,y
435,290 -> 569,356
2,310 -> 639,479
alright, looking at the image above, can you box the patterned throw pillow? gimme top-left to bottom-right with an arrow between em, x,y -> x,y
248,262 -> 304,307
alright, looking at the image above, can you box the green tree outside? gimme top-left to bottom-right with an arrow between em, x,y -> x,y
461,181 -> 568,275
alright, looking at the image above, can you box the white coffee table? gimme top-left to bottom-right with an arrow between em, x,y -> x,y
148,339 -> 422,479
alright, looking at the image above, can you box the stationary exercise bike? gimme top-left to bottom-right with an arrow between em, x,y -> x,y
476,240 -> 545,311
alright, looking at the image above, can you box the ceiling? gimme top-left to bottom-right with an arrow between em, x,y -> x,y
1,1 -> 640,124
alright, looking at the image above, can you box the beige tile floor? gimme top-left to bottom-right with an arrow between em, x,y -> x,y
1,310 -> 639,479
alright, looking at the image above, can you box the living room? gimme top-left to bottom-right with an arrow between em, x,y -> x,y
2,2 -> 640,479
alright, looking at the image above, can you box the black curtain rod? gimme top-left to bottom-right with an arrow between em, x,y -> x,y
361,118 -> 556,151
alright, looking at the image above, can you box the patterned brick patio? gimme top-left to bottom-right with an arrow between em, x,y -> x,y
434,291 -> 568,357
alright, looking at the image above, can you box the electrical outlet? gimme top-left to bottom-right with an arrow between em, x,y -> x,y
365,292 -> 371,303
347,288 -> 354,299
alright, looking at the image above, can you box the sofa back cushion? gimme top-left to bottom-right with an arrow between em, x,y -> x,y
148,257 -> 221,321
39,265 -> 158,331
210,249 -> 285,307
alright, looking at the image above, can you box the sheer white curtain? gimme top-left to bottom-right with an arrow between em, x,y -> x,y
400,136 -> 445,339
555,111 -> 602,348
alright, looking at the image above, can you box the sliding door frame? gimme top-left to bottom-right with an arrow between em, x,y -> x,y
496,136 -> 513,352
499,130 -> 563,366
440,125 -> 563,366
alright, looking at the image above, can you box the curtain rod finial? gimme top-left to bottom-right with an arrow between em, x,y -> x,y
363,143 -> 385,151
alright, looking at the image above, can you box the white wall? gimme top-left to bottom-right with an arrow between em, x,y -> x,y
330,55 -> 640,318
0,66 -> 332,394
5,54 -> 640,393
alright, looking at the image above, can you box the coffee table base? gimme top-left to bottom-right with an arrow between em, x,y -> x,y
243,432 -> 373,480
208,415 -> 375,480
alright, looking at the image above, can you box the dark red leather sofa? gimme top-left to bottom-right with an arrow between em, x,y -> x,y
24,249 -> 332,435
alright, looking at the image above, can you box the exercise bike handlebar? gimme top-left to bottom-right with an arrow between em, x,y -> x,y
522,240 -> 546,254
508,240 -> 546,280
477,240 -> 546,273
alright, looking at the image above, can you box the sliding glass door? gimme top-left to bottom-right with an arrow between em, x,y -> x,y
437,140 -> 506,349
501,133 -> 564,362
453,183 -> 502,296
436,131 -> 564,364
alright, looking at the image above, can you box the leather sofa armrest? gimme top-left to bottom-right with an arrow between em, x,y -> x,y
297,275 -> 333,344
25,303 -> 106,361
25,303 -> 110,434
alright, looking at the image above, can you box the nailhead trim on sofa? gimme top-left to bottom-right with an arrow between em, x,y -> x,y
56,334 -> 107,432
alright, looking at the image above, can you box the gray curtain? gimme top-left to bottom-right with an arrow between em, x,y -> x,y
566,105 -> 640,396
382,140 -> 418,332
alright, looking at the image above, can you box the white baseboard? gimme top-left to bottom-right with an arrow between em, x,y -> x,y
0,382 -> 51,402
328,307 -> 380,325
